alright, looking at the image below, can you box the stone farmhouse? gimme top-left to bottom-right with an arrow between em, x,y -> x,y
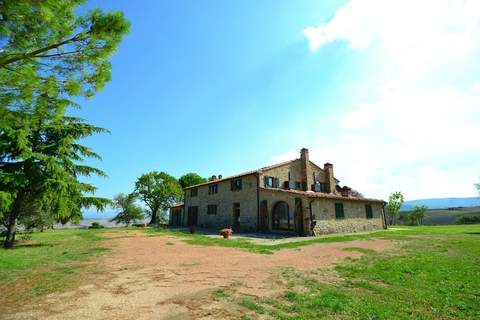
169,148 -> 386,236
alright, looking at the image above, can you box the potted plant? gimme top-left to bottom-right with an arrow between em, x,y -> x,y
220,228 -> 233,239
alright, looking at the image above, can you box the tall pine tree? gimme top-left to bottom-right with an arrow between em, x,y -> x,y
0,1 -> 130,247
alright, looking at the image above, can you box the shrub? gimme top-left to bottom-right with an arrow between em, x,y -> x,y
456,216 -> 480,225
89,222 -> 105,229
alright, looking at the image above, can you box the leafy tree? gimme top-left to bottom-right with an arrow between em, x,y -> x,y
0,1 -> 130,248
134,172 -> 183,225
476,179 -> 480,194
110,193 -> 144,226
179,172 -> 207,189
408,205 -> 427,226
387,191 -> 404,225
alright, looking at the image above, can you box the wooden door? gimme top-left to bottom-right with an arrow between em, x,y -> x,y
233,203 -> 240,230
259,200 -> 269,231
188,206 -> 198,227
294,198 -> 304,236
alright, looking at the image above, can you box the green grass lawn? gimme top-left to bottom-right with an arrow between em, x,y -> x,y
221,224 -> 480,320
0,229 -> 109,311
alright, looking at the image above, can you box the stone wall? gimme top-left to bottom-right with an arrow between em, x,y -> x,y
312,200 -> 384,234
260,159 -> 332,191
259,188 -> 385,235
183,174 -> 258,231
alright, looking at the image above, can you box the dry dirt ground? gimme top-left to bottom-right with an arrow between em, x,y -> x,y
10,232 -> 391,320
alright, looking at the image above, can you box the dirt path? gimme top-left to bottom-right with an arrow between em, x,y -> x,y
10,232 -> 391,320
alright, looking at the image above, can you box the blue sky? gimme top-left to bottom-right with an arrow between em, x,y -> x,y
78,0 -> 480,216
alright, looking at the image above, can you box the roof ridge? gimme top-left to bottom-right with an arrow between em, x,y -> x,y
183,158 -> 299,189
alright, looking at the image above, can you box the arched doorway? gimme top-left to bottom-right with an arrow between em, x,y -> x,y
272,201 -> 293,231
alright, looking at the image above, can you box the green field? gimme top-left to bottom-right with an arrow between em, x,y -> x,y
1,225 -> 480,319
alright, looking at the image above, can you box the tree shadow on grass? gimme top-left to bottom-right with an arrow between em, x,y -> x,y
10,242 -> 54,249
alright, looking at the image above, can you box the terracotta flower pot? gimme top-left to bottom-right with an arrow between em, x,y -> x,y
220,228 -> 233,239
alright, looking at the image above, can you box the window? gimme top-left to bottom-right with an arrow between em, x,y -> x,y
365,204 -> 373,219
335,203 -> 344,219
208,184 -> 218,194
295,182 -> 302,190
231,178 -> 242,191
264,176 -> 280,188
207,204 -> 217,215
190,188 -> 198,197
264,176 -> 274,188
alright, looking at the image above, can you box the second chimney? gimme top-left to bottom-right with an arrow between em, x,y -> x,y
323,163 -> 335,193
300,148 -> 310,191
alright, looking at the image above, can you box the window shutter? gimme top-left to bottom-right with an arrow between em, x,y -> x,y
264,176 -> 269,188
231,180 -> 234,191
335,203 -> 345,219
274,177 -> 280,188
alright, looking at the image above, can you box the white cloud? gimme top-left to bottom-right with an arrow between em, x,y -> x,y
303,0 -> 480,76
296,0 -> 480,200
473,82 -> 480,92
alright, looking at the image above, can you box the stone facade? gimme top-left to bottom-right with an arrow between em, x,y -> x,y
258,188 -> 385,235
311,199 -> 384,234
183,174 -> 259,231
173,148 -> 386,235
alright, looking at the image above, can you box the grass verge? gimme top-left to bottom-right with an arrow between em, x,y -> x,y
0,229 -> 109,312
228,224 -> 480,319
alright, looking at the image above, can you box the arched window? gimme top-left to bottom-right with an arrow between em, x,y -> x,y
272,201 -> 292,231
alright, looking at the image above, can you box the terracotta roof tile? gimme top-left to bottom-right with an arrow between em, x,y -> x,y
260,187 -> 385,203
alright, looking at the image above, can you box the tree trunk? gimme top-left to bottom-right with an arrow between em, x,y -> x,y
3,189 -> 27,248
3,213 -> 18,249
148,209 -> 158,226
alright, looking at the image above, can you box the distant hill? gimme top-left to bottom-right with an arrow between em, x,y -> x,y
401,197 -> 480,211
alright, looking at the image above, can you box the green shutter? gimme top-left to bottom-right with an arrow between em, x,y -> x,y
365,204 -> 373,219
335,203 -> 344,219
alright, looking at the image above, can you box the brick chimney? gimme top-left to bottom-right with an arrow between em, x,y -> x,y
300,148 -> 310,191
323,163 -> 335,193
